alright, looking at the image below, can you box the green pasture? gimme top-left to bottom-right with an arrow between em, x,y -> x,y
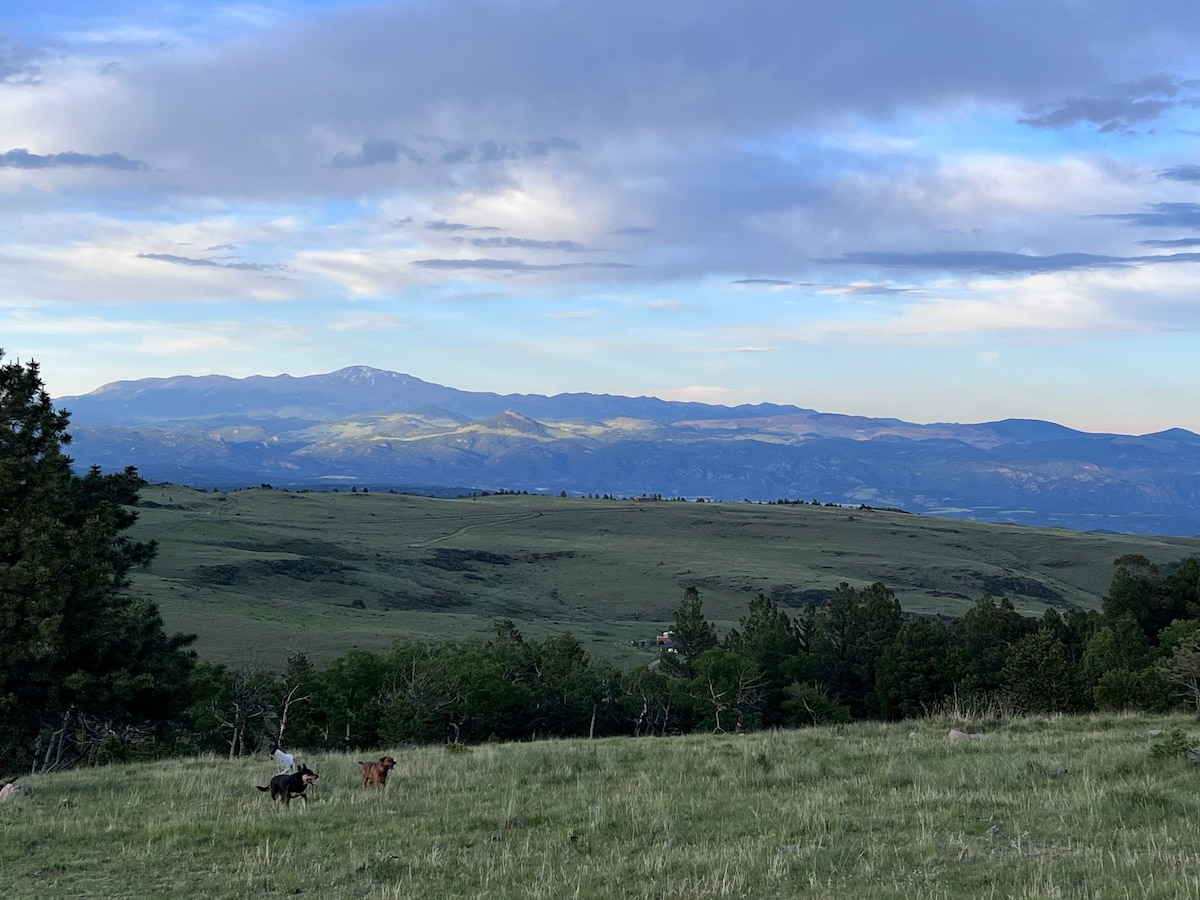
127,485 -> 1200,668
5,713 -> 1200,898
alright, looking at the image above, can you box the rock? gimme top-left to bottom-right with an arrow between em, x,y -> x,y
0,782 -> 31,801
948,728 -> 986,741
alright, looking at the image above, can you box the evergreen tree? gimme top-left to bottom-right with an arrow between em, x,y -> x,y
807,584 -> 858,705
724,592 -> 805,725
1081,614 -> 1151,686
808,582 -> 901,717
951,594 -> 1038,696
1103,555 -> 1170,639
528,631 -> 598,737
666,586 -> 718,676
1160,557 -> 1200,631
1001,628 -> 1086,713
874,616 -> 963,720
0,353 -> 195,770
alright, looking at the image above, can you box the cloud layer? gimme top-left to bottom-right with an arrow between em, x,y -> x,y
3,0 -> 1200,435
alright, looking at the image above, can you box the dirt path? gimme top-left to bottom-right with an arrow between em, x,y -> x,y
404,512 -> 548,547
405,503 -> 641,548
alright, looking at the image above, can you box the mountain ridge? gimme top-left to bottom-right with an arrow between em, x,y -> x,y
54,366 -> 1200,537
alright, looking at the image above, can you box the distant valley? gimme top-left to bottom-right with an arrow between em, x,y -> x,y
56,366 -> 1200,537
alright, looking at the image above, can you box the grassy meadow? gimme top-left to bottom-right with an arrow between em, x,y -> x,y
127,484 -> 1200,668
5,713 -> 1200,898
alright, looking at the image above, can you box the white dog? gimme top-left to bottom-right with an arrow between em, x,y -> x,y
271,746 -> 296,775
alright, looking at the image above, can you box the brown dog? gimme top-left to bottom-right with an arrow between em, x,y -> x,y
257,763 -> 319,808
359,755 -> 396,789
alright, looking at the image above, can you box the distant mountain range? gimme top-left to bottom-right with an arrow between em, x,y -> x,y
55,366 -> 1200,536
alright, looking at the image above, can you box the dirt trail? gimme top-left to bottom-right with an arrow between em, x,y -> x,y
405,512 -> 547,548
405,503 -> 640,548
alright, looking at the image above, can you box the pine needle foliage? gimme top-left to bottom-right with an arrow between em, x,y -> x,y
0,352 -> 196,772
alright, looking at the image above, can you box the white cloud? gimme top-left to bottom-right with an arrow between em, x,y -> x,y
293,247 -> 429,297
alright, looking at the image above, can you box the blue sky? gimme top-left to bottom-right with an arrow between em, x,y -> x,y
4,1 -> 1200,434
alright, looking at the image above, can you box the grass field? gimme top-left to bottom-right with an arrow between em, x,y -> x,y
127,485 -> 1200,669
4,712 -> 1200,898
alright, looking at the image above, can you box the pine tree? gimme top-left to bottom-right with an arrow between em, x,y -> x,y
724,592 -> 804,725
0,352 -> 196,771
666,586 -> 719,676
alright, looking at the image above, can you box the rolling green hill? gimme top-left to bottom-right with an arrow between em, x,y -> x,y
127,485 -> 1200,669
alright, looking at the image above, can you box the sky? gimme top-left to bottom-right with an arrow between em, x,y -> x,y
3,0 -> 1200,434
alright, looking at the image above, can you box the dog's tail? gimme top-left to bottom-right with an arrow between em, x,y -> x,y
256,785 -> 270,791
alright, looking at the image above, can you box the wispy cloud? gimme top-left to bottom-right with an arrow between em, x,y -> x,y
1159,165 -> 1200,183
137,253 -> 286,272
426,221 -> 501,233
460,237 -> 588,251
1136,238 -> 1200,248
1017,75 -> 1200,133
330,137 -> 424,168
833,283 -> 918,296
0,149 -> 148,170
0,37 -> 45,83
1099,202 -> 1200,230
829,249 -> 1200,274
330,136 -> 580,169
412,258 -> 634,273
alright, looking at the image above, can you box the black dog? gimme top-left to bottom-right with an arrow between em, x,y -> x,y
257,763 -> 319,808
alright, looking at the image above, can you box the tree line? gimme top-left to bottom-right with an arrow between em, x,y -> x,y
4,351 -> 1200,774
49,565 -> 1200,771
